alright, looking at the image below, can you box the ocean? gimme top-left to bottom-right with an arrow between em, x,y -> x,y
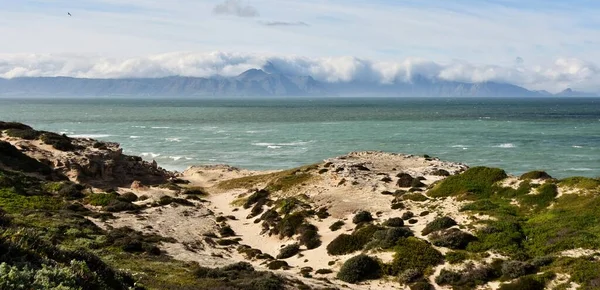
0,97 -> 599,178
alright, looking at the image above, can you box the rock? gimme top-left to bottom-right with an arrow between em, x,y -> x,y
131,180 -> 145,190
397,173 -> 416,187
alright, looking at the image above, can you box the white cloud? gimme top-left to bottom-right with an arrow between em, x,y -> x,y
1,52 -> 599,93
213,0 -> 259,17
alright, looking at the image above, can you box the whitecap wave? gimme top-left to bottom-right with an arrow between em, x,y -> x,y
140,152 -> 161,158
151,126 -> 170,129
567,167 -> 594,171
131,125 -> 146,128
70,134 -> 111,138
165,138 -> 181,142
267,145 -> 282,149
252,140 -> 313,147
494,143 -> 515,148
130,136 -> 141,139
572,145 -> 583,148
169,156 -> 183,161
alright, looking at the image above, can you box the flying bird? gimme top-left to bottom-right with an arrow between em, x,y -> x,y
67,12 -> 72,16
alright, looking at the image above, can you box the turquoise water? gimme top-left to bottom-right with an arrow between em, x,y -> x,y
0,98 -> 599,178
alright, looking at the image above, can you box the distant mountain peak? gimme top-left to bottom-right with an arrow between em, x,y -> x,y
237,69 -> 269,80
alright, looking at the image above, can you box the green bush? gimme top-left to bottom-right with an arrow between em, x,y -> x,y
501,260 -> 533,279
436,263 -> 500,288
428,167 -> 507,198
467,220 -> 525,255
298,223 -> 321,249
445,251 -> 468,264
40,132 -> 75,151
103,199 -> 140,213
0,122 -> 32,130
409,282 -> 434,290
391,237 -> 443,275
86,192 -> 119,206
369,227 -> 413,249
337,254 -> 381,283
327,234 -> 363,256
401,211 -> 414,220
397,173 -> 416,187
219,225 -> 236,237
383,217 -> 404,227
266,260 -> 289,270
559,177 -> 600,190
276,244 -> 300,259
399,268 -> 422,284
403,193 -> 429,202
352,211 -> 373,224
498,275 -> 545,290
461,199 -> 499,211
329,220 -> 344,231
422,216 -> 457,236
0,142 -> 53,175
520,171 -> 552,180
430,229 -> 476,250
182,187 -> 206,196
5,128 -> 41,140
119,192 -> 138,202
244,190 -> 269,209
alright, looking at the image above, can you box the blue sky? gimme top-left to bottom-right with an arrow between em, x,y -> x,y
1,0 -> 599,92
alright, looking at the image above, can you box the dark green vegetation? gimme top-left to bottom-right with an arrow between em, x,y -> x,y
427,166 -> 600,289
337,254 -> 382,283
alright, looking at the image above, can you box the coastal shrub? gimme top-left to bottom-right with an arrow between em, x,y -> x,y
5,128 -> 41,140
266,172 -> 312,192
422,216 -> 457,236
103,199 -> 139,212
315,269 -> 333,275
498,275 -> 545,290
0,208 -> 11,227
399,268 -> 422,284
298,223 -> 321,249
86,192 -> 119,206
352,210 -> 373,224
501,260 -> 534,279
155,196 -> 194,207
436,263 -> 500,288
445,251 -> 468,264
431,169 -> 450,176
401,211 -> 414,220
56,182 -> 86,200
326,225 -> 381,255
244,190 -> 269,209
468,220 -> 525,255
0,141 -> 53,175
461,199 -> 499,212
40,132 -> 75,151
276,244 -> 300,259
315,207 -> 330,219
520,171 -> 552,180
0,121 -> 32,130
403,193 -> 428,202
518,183 -> 557,210
428,167 -> 508,198
182,186 -> 206,196
430,228 -> 476,250
194,262 -> 286,290
267,260 -> 289,270
409,282 -> 434,290
396,173 -> 416,187
391,237 -> 443,275
411,179 -> 426,188
337,254 -> 382,283
275,212 -> 306,238
383,217 -> 404,227
368,227 -> 414,249
119,192 -> 138,202
329,220 -> 344,231
219,225 -> 236,237
559,177 -> 600,190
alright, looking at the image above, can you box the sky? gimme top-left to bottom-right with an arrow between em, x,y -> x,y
1,0 -> 600,93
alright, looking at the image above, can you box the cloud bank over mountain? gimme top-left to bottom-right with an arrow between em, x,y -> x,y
0,52 -> 598,93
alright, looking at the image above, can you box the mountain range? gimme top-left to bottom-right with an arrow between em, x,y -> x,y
0,69 -> 595,97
